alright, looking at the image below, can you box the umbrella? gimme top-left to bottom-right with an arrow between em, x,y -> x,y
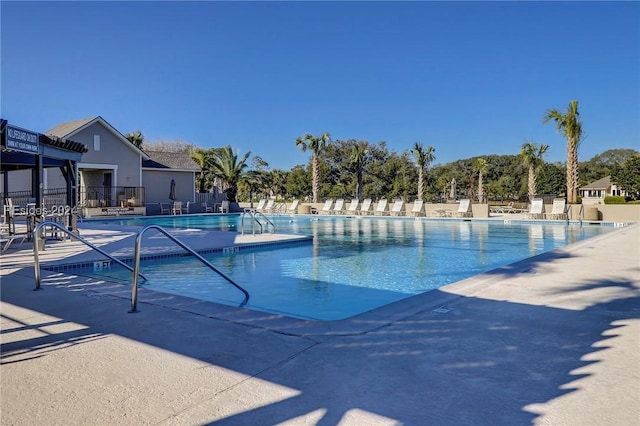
449,178 -> 457,201
169,179 -> 176,201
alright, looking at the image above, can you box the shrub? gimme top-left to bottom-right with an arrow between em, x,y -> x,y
604,196 -> 626,204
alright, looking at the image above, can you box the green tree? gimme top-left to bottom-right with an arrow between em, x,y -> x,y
295,132 -> 331,202
544,100 -> 583,203
412,143 -> 436,201
285,165 -> 311,200
536,162 -> 566,196
520,141 -> 549,201
124,130 -> 144,149
208,145 -> 251,202
190,148 -> 210,193
347,140 -> 370,200
611,155 -> 640,200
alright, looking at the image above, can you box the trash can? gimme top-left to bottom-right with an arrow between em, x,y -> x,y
584,207 -> 599,221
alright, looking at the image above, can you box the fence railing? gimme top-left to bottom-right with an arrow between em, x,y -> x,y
80,186 -> 145,207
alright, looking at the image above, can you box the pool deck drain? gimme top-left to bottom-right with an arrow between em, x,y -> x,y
1,222 -> 639,425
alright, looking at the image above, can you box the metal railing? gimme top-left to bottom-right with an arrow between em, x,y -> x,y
130,225 -> 249,312
80,186 -> 145,208
33,221 -> 147,290
240,209 -> 276,235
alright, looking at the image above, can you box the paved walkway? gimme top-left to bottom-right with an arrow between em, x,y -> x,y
1,222 -> 639,425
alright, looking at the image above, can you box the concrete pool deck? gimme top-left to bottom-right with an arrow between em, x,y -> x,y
1,220 -> 639,425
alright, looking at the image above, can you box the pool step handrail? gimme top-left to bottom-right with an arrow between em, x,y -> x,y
130,224 -> 249,312
240,209 -> 276,235
33,221 -> 147,290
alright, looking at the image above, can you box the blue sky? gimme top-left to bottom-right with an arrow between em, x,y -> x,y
2,1 -> 639,170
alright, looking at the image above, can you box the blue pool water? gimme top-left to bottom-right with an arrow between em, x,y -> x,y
81,215 -> 614,320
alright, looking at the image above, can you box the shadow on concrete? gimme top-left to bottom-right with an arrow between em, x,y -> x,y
1,258 -> 638,425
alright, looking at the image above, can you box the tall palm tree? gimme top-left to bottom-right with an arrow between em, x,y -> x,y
348,140 -> 369,199
544,100 -> 583,203
124,130 -> 144,149
473,158 -> 488,203
209,145 -> 251,202
520,141 -> 549,201
191,148 -> 210,193
412,142 -> 436,201
295,132 -> 331,203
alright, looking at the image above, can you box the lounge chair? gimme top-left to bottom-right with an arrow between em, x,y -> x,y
374,199 -> 389,216
409,200 -> 424,217
390,200 -> 405,216
262,199 -> 275,213
454,199 -> 472,218
359,198 -> 373,215
545,198 -> 567,220
287,199 -> 299,214
527,199 -> 544,219
254,199 -> 266,211
332,199 -> 345,214
345,199 -> 359,215
320,199 -> 333,214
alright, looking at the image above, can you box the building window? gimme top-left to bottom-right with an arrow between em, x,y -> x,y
94,135 -> 100,151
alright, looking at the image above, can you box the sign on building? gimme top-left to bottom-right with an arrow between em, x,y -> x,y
6,124 -> 39,154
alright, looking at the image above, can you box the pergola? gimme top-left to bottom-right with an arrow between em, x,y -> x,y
1,119 -> 88,232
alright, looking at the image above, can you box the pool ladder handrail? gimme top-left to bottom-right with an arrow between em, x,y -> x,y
33,221 -> 148,290
240,209 -> 276,235
130,224 -> 249,312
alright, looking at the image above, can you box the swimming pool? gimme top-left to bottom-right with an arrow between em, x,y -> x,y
80,215 -> 614,320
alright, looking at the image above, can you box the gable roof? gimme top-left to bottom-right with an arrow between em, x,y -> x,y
142,150 -> 200,171
46,116 -> 149,160
580,176 -> 612,190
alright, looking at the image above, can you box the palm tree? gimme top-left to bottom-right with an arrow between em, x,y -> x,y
412,143 -> 436,201
208,145 -> 251,202
520,141 -> 549,201
473,158 -> 488,203
124,130 -> 144,149
191,148 -> 210,193
347,140 -> 369,199
295,132 -> 331,203
543,100 -> 583,203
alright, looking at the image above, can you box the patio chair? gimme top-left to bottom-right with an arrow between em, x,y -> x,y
359,198 -> 373,215
220,200 -> 230,213
527,199 -> 544,219
202,202 -> 214,213
287,199 -> 299,214
374,199 -> 389,216
454,199 -> 473,218
409,200 -> 424,217
320,199 -> 333,214
254,199 -> 266,211
545,198 -> 568,220
332,199 -> 345,214
171,201 -> 183,215
345,199 -> 359,215
160,202 -> 171,215
390,199 -> 405,216
262,199 -> 275,213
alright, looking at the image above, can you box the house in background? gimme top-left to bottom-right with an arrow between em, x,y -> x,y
579,176 -> 626,205
142,151 -> 200,214
46,116 -> 150,216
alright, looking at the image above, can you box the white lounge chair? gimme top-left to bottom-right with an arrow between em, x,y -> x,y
220,200 -> 230,213
345,199 -> 359,215
359,198 -> 373,215
171,201 -> 183,215
545,198 -> 567,220
374,199 -> 389,216
254,199 -> 266,211
262,199 -> 275,213
320,199 -> 333,214
454,199 -> 472,218
390,200 -> 405,216
409,200 -> 424,217
287,199 -> 299,214
332,199 -> 345,214
527,199 -> 544,219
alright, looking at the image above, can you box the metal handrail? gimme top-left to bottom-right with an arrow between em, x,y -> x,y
33,221 -> 147,290
241,209 -> 276,235
129,225 -> 249,312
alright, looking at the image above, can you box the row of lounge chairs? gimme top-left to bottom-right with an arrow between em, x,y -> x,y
318,198 -> 473,218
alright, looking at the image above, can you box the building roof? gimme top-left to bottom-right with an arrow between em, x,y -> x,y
580,176 -> 612,190
45,116 -> 149,160
143,151 -> 200,171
